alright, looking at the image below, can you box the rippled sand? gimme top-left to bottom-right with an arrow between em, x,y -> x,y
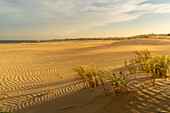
0,39 -> 170,112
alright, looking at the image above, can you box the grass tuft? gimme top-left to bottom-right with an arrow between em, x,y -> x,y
73,50 -> 169,95
74,65 -> 133,94
124,49 -> 170,85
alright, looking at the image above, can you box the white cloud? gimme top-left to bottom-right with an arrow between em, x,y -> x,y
0,0 -> 170,38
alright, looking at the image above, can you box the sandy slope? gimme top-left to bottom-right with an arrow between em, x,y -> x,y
16,78 -> 170,113
0,38 -> 170,112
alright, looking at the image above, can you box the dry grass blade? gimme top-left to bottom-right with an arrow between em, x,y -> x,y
73,65 -> 131,95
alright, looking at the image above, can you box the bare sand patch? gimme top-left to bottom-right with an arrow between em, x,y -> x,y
0,39 -> 169,112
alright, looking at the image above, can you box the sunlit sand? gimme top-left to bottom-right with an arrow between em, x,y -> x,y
0,38 -> 170,113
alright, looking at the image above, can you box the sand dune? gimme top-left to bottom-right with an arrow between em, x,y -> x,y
16,77 -> 170,113
0,38 -> 170,112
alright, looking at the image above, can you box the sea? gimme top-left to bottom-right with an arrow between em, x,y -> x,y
0,40 -> 96,44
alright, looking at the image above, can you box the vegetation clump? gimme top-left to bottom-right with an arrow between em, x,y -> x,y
134,49 -> 152,63
74,66 -> 133,94
124,49 -> 170,85
73,50 -> 169,94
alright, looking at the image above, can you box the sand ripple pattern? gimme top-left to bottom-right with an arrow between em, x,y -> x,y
0,62 -> 80,112
0,79 -> 84,112
0,63 -> 60,93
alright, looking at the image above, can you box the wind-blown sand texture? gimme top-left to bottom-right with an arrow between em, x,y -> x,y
0,38 -> 170,113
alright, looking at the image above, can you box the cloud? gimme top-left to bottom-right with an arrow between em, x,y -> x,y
0,0 -> 170,39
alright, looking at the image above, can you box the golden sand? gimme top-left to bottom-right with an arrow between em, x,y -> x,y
0,38 -> 170,113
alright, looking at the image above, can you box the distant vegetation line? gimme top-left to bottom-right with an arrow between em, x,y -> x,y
0,33 -> 170,43
52,33 -> 170,41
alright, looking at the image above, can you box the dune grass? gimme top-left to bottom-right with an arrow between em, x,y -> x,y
123,49 -> 152,75
141,55 -> 170,85
134,49 -> 152,63
124,59 -> 137,75
124,49 -> 170,85
145,56 -> 169,78
134,49 -> 169,79
73,65 -> 136,94
73,49 -> 169,94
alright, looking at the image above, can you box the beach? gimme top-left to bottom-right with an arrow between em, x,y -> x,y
0,38 -> 170,113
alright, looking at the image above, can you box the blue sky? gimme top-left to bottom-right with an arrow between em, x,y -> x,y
0,0 -> 170,40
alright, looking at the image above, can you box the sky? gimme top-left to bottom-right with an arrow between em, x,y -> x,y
0,0 -> 170,40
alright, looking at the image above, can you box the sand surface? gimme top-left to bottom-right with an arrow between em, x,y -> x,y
0,38 -> 170,113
